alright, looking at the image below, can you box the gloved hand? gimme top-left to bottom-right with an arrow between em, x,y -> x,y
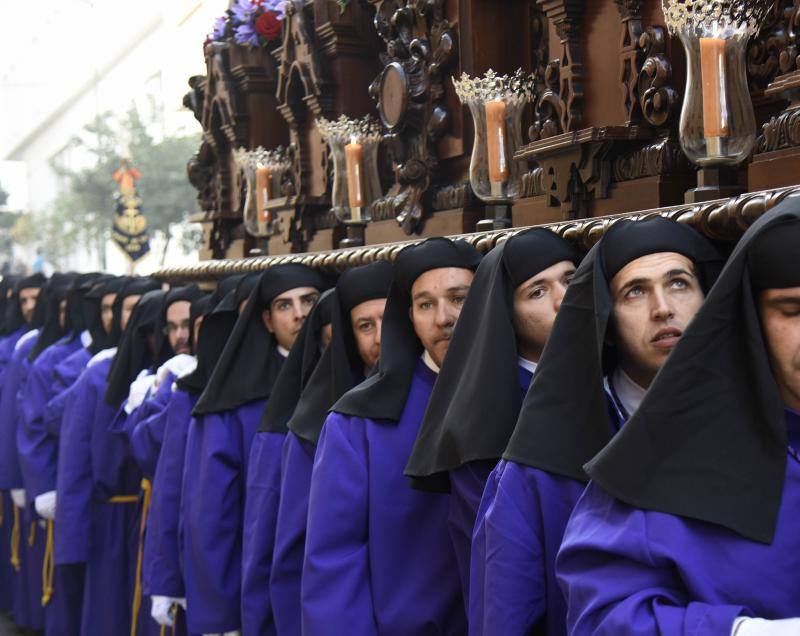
156,354 -> 197,386
733,617 -> 800,635
10,489 -> 25,509
151,596 -> 177,627
34,491 -> 56,520
124,372 -> 156,414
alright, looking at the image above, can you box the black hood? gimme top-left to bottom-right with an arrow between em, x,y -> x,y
151,284 -> 206,369
29,272 -> 80,361
107,277 -> 161,346
7,273 -> 47,333
84,277 -> 128,354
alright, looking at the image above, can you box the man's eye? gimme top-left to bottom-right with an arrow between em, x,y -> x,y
359,322 -> 374,332
530,288 -> 546,300
419,302 -> 432,311
452,295 -> 466,306
277,302 -> 291,311
670,278 -> 688,289
625,287 -> 644,299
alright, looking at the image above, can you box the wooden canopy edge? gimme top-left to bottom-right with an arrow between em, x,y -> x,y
153,184 -> 800,283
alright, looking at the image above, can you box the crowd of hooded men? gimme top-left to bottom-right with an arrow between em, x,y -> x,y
0,197 -> 797,636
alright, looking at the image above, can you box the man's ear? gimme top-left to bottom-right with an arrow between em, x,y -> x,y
408,306 -> 414,324
262,308 -> 274,333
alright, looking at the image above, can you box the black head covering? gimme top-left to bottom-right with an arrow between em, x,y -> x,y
104,289 -> 166,408
258,289 -> 335,434
9,273 -> 47,332
66,273 -> 103,334
84,277 -> 128,354
189,293 -> 213,352
586,201 -> 800,544
503,216 -> 723,483
332,238 -> 482,422
107,278 -> 161,346
0,276 -> 20,335
193,264 -> 325,415
289,260 -> 394,444
151,284 -> 206,367
176,275 -> 245,395
405,229 -> 580,491
29,272 -> 80,361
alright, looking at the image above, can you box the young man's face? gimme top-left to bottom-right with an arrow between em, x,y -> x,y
261,287 -> 320,351
350,298 -> 387,371
513,260 -> 575,363
165,301 -> 192,355
759,286 -> 800,411
409,267 -> 474,369
59,299 -> 68,330
100,293 -> 117,335
610,252 -> 705,388
19,287 -> 40,324
121,294 -> 142,332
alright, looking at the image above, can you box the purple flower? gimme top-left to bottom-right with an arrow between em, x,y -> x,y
211,15 -> 228,41
231,0 -> 258,24
260,0 -> 288,20
234,22 -> 260,47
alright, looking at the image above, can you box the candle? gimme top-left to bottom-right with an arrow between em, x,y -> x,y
256,166 -> 272,223
699,37 -> 729,156
345,137 -> 365,221
485,99 -> 509,196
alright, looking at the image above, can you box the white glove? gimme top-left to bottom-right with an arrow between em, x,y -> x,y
151,596 -> 176,627
125,372 -> 157,414
157,354 -> 197,385
733,617 -> 800,635
10,489 -> 25,509
34,491 -> 56,520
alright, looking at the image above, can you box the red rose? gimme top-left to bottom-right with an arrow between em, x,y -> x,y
255,11 -> 282,42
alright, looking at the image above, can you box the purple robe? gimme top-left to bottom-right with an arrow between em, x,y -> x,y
270,432 -> 316,636
181,398 -> 265,633
241,429 -> 285,636
468,391 -> 624,636
302,359 -> 466,636
55,356 -> 142,636
0,330 -> 44,630
129,372 -> 176,479
556,409 -> 800,635
42,347 -> 92,437
447,363 -> 534,611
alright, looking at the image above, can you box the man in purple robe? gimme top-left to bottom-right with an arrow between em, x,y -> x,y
54,277 -> 160,636
269,260 -> 393,636
469,218 -> 722,636
302,238 -> 481,635
184,265 -> 323,635
241,288 -> 334,636
557,200 -> 800,635
404,228 -> 579,607
0,272 -> 46,630
145,277 -> 243,634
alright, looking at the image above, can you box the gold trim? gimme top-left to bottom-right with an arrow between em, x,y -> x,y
153,185 -> 800,283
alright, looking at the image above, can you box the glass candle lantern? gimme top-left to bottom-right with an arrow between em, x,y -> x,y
317,115 -> 383,224
663,0 -> 774,166
453,69 -> 534,204
234,146 -> 291,238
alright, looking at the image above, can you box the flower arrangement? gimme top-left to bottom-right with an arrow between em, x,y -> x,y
208,0 -> 289,50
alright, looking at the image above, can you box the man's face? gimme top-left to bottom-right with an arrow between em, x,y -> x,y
59,299 -> 68,330
321,323 -> 332,351
165,300 -> 192,355
261,287 -> 320,351
513,260 -> 575,363
120,294 -> 142,332
19,287 -> 40,324
100,293 -> 117,334
759,286 -> 800,411
350,298 -> 387,370
409,267 -> 474,368
610,252 -> 704,388
193,314 -> 204,351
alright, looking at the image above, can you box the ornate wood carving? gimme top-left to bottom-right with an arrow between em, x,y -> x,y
613,137 -> 690,181
367,0 -> 457,234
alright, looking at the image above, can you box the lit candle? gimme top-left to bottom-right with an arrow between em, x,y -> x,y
256,165 -> 272,225
485,98 -> 509,197
345,136 -> 365,222
699,37 -> 729,157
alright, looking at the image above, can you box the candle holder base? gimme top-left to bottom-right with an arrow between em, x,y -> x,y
339,222 -> 367,249
684,167 -> 745,204
476,205 -> 513,232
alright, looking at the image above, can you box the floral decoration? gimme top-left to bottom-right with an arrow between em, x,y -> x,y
208,0 -> 289,50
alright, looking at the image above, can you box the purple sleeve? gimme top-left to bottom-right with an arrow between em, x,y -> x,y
144,391 -> 193,598
468,460 -> 505,636
130,397 -> 172,478
270,432 -> 315,636
302,413 -> 377,636
557,483 -> 749,636
0,351 -> 27,489
43,386 -> 71,437
17,357 -> 59,499
54,373 -> 97,565
240,431 -> 284,636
